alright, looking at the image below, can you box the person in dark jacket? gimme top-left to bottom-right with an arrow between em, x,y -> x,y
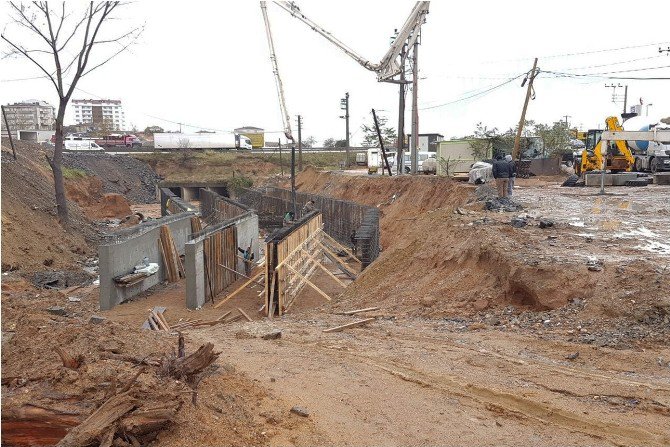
505,154 -> 517,196
491,154 -> 510,198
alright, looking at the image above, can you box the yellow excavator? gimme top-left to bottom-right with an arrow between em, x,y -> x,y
575,116 -> 635,175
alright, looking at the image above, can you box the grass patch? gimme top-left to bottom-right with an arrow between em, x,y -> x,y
62,167 -> 88,180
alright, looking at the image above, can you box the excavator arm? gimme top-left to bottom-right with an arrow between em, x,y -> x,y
579,116 -> 634,174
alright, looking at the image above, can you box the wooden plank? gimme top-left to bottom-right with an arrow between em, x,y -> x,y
155,311 -> 171,331
316,240 -> 357,280
213,271 -> 264,309
340,307 -> 380,315
323,318 -> 375,333
321,231 -> 362,264
300,248 -> 346,287
267,270 -> 276,318
218,263 -> 264,285
146,315 -> 158,331
275,228 -> 323,269
216,310 -> 233,321
285,263 -> 331,302
151,311 -> 168,331
237,308 -> 253,322
158,237 -> 172,283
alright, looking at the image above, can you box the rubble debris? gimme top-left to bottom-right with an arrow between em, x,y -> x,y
290,406 -> 310,417
539,219 -> 554,229
510,217 -> 528,228
89,315 -> 106,324
485,197 -> 523,212
566,352 -> 580,360
47,306 -> 68,316
587,258 -> 603,272
262,330 -> 283,340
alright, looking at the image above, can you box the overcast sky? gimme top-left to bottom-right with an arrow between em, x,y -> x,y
1,1 -> 669,145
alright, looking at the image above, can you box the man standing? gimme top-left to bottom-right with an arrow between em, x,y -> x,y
492,154 -> 510,198
505,154 -> 517,196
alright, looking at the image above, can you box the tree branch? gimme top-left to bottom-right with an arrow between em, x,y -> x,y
1,34 -> 58,91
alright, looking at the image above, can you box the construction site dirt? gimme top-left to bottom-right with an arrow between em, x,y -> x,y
2,143 -> 670,446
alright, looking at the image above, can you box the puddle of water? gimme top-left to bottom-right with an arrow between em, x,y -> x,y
636,241 -> 670,255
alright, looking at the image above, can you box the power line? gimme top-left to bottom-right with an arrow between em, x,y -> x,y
542,64 -> 670,80
546,55 -> 663,72
419,73 -> 525,111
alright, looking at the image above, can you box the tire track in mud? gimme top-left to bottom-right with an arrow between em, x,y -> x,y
376,330 -> 670,393
311,343 -> 670,447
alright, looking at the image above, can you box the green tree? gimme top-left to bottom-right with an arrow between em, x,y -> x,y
144,125 -> 164,135
302,136 -> 316,148
323,137 -> 336,148
534,121 -> 572,157
335,139 -> 347,147
361,115 -> 396,148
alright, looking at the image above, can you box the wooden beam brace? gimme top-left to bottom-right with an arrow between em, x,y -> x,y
285,263 -> 331,302
321,231 -> 362,264
300,247 -> 346,287
317,240 -> 358,280
213,271 -> 264,308
323,318 -> 375,333
275,228 -> 323,269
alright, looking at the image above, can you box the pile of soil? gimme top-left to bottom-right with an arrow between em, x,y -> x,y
65,175 -> 133,219
293,169 -> 669,341
1,284 -> 270,447
63,153 -> 161,204
1,144 -> 98,273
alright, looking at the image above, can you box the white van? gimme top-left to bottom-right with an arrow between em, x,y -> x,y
403,151 -> 435,173
367,148 -> 396,174
64,139 -> 104,152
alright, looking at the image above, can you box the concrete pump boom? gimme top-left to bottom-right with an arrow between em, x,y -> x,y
273,1 -> 429,82
260,1 -> 294,142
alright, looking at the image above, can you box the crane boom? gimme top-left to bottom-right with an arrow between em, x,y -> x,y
273,1 -> 429,82
260,1 -> 293,142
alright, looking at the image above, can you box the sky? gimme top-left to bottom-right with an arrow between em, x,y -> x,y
1,0 -> 669,145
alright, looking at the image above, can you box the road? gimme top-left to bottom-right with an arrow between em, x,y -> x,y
190,313 -> 670,446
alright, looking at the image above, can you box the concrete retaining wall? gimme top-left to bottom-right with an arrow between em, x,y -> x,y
159,188 -> 196,216
99,212 -> 196,310
200,189 -> 251,221
184,211 -> 259,309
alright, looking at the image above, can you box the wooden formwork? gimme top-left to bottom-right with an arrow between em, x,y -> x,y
203,225 -> 237,301
264,213 -> 360,317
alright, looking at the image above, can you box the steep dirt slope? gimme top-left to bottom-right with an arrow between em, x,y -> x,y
1,145 -> 98,272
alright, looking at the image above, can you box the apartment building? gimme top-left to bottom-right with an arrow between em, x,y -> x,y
1,100 -> 55,131
71,99 -> 125,131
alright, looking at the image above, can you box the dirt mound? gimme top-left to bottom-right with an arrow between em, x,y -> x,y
62,152 -> 160,204
65,175 -> 133,219
1,288 -> 271,447
1,144 -> 98,273
293,169 -> 669,328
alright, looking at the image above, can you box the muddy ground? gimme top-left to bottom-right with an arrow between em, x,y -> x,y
3,146 -> 670,446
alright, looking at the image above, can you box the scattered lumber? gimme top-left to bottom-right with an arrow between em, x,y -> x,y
113,272 -> 149,287
56,392 -> 136,447
237,307 -> 253,322
339,307 -> 380,315
168,343 -> 219,381
322,318 -> 375,333
143,307 -> 170,332
190,216 -> 202,234
159,226 -> 184,283
54,346 -> 84,370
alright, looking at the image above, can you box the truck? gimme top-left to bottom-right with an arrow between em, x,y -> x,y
622,116 -> 670,173
94,134 -> 142,148
366,148 -> 396,174
63,137 -> 104,152
153,133 -> 253,150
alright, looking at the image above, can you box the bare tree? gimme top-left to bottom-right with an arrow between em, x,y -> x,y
2,2 -> 143,224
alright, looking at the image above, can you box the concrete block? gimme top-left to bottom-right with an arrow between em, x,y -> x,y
185,240 -> 205,310
584,172 -> 637,187
654,173 -> 670,185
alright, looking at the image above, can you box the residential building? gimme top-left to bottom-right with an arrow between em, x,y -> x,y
1,100 -> 55,132
71,99 -> 125,131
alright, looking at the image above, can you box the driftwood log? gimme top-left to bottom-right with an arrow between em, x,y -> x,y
56,392 -> 135,446
165,342 -> 219,381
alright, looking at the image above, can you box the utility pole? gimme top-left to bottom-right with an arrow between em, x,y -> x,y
512,57 -> 539,160
343,92 -> 350,167
278,138 -> 283,176
179,122 -> 182,133
1,105 -> 17,160
659,46 -> 670,55
410,35 -> 420,175
623,85 -> 628,114
297,115 -> 303,171
562,115 -> 571,128
392,29 -> 407,175
291,144 -> 296,219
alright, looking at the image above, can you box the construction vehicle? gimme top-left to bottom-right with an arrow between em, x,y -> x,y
575,116 -> 635,175
622,115 -> 670,173
94,134 -> 142,148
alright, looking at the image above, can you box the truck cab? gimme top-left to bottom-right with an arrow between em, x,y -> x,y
237,135 -> 253,150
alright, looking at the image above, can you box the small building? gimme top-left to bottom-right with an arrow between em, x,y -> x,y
234,126 -> 265,148
72,99 -> 125,131
436,139 -> 487,176
406,133 -> 444,152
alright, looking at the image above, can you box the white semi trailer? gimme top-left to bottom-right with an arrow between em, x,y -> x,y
153,133 -> 252,150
